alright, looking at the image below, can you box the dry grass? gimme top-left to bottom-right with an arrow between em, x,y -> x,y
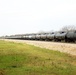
0,40 -> 76,75
3,39 -> 76,56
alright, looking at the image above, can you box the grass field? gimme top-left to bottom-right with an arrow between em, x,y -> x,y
0,40 -> 76,75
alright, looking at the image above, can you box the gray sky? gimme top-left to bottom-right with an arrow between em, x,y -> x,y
0,0 -> 76,36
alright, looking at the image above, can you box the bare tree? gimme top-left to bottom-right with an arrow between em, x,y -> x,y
60,25 -> 76,31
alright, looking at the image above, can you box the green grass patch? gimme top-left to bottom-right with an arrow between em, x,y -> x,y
0,40 -> 76,75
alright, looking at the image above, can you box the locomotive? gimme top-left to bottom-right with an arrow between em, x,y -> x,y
4,30 -> 76,42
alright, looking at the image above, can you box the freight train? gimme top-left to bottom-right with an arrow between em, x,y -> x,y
3,30 -> 76,42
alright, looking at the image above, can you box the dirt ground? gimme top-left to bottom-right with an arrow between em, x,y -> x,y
1,39 -> 76,56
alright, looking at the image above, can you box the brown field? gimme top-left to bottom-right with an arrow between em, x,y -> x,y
1,39 -> 76,56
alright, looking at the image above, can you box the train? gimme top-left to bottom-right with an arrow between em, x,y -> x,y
3,30 -> 76,43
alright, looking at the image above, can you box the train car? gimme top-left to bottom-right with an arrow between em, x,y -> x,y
74,31 -> 76,41
31,34 -> 36,40
24,34 -> 30,40
55,31 -> 67,41
40,33 -> 47,40
47,32 -> 55,41
66,30 -> 76,42
35,33 -> 41,40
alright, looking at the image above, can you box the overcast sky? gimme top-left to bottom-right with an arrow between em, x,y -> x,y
0,0 -> 76,36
